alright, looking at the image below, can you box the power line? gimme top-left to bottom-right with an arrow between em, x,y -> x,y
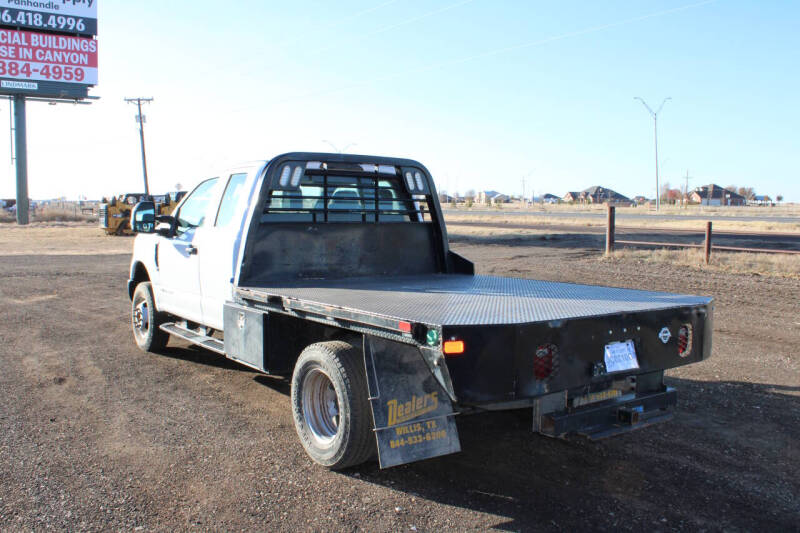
228,0 -> 718,114
194,0 -> 405,81
309,0 -> 478,56
124,97 -> 154,196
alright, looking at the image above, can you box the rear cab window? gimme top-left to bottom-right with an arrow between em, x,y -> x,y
215,173 -> 248,228
261,162 -> 433,224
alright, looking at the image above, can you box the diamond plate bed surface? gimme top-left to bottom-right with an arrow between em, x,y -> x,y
234,274 -> 711,326
237,274 -> 711,327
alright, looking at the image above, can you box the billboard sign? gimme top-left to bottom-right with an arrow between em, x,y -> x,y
0,28 -> 96,98
0,1 -> 97,36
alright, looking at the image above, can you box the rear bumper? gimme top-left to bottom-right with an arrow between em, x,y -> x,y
537,387 -> 677,440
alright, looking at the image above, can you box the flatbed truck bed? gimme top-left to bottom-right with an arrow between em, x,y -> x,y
236,274 -> 711,327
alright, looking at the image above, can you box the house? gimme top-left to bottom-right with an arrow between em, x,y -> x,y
490,193 -> 510,204
563,191 -> 583,203
581,186 -> 631,205
540,193 -> 560,204
689,185 -> 746,206
632,195 -> 650,206
749,195 -> 773,206
477,190 -> 499,204
477,190 -> 509,204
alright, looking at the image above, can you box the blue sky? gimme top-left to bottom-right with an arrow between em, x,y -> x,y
2,0 -> 798,201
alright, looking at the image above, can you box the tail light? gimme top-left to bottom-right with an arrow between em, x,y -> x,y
678,324 -> 692,357
534,343 -> 558,380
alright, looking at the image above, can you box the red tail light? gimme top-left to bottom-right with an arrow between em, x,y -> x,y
534,344 -> 558,380
678,324 -> 692,357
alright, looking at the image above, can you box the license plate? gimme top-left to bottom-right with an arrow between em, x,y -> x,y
604,340 -> 639,373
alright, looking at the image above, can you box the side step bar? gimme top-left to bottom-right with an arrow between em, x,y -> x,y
160,322 -> 225,355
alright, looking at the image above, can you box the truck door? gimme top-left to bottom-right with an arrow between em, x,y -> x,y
154,178 -> 219,324
197,172 -> 252,330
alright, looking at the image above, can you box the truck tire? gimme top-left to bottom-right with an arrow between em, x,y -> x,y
131,281 -> 169,353
291,341 -> 375,470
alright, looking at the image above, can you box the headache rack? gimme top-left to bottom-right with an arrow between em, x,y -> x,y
262,164 -> 434,224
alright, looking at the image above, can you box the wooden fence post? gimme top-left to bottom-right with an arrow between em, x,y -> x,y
704,221 -> 712,264
605,204 -> 615,256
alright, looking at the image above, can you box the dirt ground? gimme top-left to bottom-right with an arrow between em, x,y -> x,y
0,226 -> 798,532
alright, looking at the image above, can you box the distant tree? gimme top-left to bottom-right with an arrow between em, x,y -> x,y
725,185 -> 738,193
464,189 -> 476,202
659,182 -> 671,202
776,195 -> 783,203
666,189 -> 682,204
738,187 -> 755,200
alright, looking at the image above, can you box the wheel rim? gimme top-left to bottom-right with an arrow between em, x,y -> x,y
302,367 -> 340,445
133,299 -> 150,338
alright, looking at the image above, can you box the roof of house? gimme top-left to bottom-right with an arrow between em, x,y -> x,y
542,193 -> 559,199
480,190 -> 501,197
692,185 -> 745,200
582,186 -> 630,202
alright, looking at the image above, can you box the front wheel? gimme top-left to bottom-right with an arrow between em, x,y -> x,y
131,281 -> 169,352
291,341 -> 375,469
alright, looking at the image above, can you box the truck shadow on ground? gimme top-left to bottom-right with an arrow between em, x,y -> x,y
342,376 -> 799,531
156,344 -> 258,373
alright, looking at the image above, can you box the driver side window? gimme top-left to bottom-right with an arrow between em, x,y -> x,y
176,178 -> 219,234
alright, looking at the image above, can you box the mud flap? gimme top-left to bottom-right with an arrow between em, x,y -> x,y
363,336 -> 461,468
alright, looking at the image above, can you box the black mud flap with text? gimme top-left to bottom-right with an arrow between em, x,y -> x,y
363,336 -> 461,468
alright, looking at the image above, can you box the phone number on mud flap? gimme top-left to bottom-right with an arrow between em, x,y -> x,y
1,9 -> 89,33
389,421 -> 448,449
0,60 -> 85,81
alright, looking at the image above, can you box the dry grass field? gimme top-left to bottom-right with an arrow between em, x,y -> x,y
0,222 -> 131,255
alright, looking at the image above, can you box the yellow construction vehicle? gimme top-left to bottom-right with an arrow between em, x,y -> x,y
100,191 -> 186,235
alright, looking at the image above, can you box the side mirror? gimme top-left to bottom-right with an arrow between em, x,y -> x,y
131,201 -> 156,233
155,214 -> 177,237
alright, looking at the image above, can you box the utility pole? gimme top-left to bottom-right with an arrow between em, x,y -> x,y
125,97 -> 154,196
683,170 -> 692,208
634,97 -> 671,211
522,170 -> 534,205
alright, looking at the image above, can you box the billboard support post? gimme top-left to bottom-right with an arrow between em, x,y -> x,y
14,95 -> 28,225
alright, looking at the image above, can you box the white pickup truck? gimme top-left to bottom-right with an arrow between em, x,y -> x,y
127,152 -> 713,469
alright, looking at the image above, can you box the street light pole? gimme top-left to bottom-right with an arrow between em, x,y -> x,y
634,97 -> 671,211
322,140 -> 357,154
